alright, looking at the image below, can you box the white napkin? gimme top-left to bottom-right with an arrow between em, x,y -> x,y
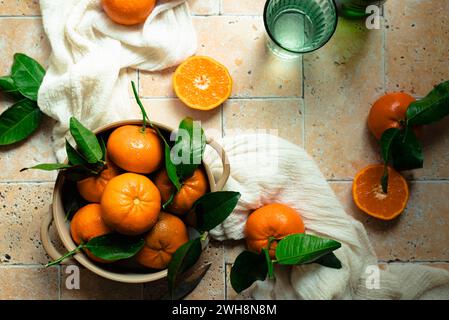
204,134 -> 449,300
38,0 -> 197,161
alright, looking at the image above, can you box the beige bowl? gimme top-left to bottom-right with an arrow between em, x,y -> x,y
40,120 -> 230,284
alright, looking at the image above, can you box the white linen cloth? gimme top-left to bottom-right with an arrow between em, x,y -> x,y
204,134 -> 449,300
38,0 -> 197,161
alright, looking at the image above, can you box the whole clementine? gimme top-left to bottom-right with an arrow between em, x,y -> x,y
368,92 -> 419,140
245,204 -> 305,258
154,168 -> 208,215
77,162 -> 120,203
101,173 -> 161,235
70,203 -> 113,263
107,125 -> 163,174
136,212 -> 189,269
102,0 -> 156,26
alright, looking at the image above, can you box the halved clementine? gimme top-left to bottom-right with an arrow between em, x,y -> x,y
173,56 -> 232,111
352,164 -> 409,221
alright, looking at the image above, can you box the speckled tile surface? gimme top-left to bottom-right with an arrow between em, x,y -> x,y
0,0 -> 449,300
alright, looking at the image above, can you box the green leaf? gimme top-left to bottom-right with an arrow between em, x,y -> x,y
164,141 -> 181,191
69,117 -> 103,164
0,76 -> 22,98
11,53 -> 46,101
275,234 -> 341,265
173,117 -> 206,180
312,252 -> 342,269
262,248 -> 275,279
99,137 -> 107,162
193,191 -> 241,232
85,234 -> 144,261
407,80 -> 449,126
21,163 -> 72,172
390,129 -> 423,171
167,237 -> 202,298
66,139 -> 87,166
230,251 -> 267,294
0,99 -> 42,145
380,128 -> 401,163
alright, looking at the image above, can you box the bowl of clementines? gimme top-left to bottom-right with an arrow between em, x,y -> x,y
40,119 -> 230,283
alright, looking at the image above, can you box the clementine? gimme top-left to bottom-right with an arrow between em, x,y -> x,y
154,168 -> 208,215
107,125 -> 163,174
70,203 -> 113,263
77,162 -> 120,203
368,92 -> 419,140
245,204 -> 305,258
100,173 -> 161,235
136,212 -> 189,269
353,164 -> 409,220
173,56 -> 232,111
102,0 -> 156,26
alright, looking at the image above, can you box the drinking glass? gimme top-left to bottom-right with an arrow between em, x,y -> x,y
263,0 -> 338,59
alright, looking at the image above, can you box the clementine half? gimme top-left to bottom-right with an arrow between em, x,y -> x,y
70,203 -> 113,263
245,203 -> 305,258
368,92 -> 419,140
102,0 -> 156,26
107,125 -> 163,174
77,162 -> 120,203
136,212 -> 189,269
353,164 -> 409,220
173,56 -> 232,111
154,168 -> 208,215
101,173 -> 161,235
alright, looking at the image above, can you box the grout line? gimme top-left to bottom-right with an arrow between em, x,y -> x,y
0,180 -> 55,185
58,265 -> 62,300
0,264 -> 52,268
0,15 -> 42,18
382,8 -> 387,92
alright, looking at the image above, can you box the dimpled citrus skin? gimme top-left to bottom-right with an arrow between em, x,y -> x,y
70,204 -> 113,263
101,0 -> 156,26
245,204 -> 305,258
136,212 -> 189,269
107,125 -> 163,174
154,168 -> 208,215
77,163 -> 120,203
100,173 -> 161,235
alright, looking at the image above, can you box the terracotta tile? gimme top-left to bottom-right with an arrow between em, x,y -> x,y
60,266 -> 143,300
223,99 -> 303,146
0,266 -> 59,300
188,0 -> 219,15
141,98 -> 222,140
0,0 -> 40,16
330,181 -> 449,262
0,183 -> 65,265
223,240 -> 246,264
385,0 -> 449,96
221,0 -> 266,15
304,19 -> 384,179
225,264 -> 253,300
140,16 -> 302,98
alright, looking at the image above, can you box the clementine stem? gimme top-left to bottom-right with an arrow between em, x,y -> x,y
45,244 -> 84,267
131,81 -> 150,133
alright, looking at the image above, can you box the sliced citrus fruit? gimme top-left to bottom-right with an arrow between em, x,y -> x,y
352,164 -> 409,221
173,56 -> 232,111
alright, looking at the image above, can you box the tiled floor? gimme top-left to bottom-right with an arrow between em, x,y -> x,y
0,0 -> 448,300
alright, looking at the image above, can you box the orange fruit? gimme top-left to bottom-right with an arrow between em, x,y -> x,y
154,168 -> 208,215
107,125 -> 163,174
100,173 -> 161,235
101,0 -> 156,26
70,204 -> 113,263
245,204 -> 305,258
136,212 -> 189,269
77,163 -> 120,203
368,92 -> 420,140
173,56 -> 232,111
352,164 -> 409,221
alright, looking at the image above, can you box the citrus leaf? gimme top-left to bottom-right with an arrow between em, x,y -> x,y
11,53 -> 45,101
0,75 -> 22,98
167,237 -> 202,298
99,137 -> 106,161
380,128 -> 401,163
312,252 -> 342,269
65,139 -> 87,166
85,234 -> 144,261
407,80 -> 449,126
275,234 -> 341,265
230,251 -> 267,294
193,191 -> 241,232
0,99 -> 42,145
69,117 -> 103,164
390,129 -> 423,171
21,163 -> 72,172
164,141 -> 181,191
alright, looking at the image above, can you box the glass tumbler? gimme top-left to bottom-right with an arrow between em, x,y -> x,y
263,0 -> 338,58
